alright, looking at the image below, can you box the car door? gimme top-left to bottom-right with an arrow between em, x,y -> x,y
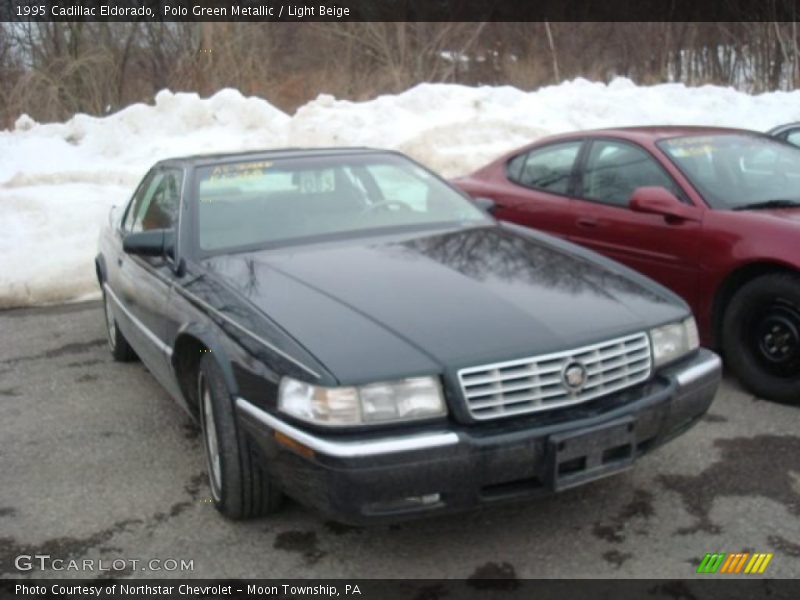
493,140 -> 583,239
112,167 -> 183,385
568,138 -> 702,308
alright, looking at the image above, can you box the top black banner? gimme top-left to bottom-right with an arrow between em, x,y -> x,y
2,0 -> 800,22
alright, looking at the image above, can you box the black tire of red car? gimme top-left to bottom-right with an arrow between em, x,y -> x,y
103,289 -> 136,362
722,273 -> 800,404
197,354 -> 283,519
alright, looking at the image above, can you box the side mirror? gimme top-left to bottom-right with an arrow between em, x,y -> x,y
473,197 -> 496,215
629,187 -> 698,222
123,229 -> 174,258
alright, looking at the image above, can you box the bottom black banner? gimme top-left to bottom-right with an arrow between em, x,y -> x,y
1,579 -> 800,600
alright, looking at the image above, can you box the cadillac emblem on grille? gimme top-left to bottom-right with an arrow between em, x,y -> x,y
458,332 -> 652,420
562,361 -> 588,391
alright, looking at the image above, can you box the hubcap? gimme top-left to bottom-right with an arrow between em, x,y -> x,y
199,374 -> 222,501
749,299 -> 800,377
104,293 -> 116,350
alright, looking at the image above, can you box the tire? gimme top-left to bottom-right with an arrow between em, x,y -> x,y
198,354 -> 282,519
102,288 -> 136,362
722,273 -> 800,404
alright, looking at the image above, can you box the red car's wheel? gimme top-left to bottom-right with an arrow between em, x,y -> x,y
723,273 -> 800,403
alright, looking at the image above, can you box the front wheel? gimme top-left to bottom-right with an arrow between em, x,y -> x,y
722,273 -> 800,403
103,288 -> 136,362
198,355 -> 282,519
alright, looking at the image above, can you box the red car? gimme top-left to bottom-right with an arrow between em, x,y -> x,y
455,127 -> 800,403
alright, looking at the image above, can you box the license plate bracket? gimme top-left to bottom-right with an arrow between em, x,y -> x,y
547,417 -> 636,492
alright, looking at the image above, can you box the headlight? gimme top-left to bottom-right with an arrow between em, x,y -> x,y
649,317 -> 699,368
278,376 -> 446,426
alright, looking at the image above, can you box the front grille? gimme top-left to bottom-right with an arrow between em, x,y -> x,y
458,332 -> 652,420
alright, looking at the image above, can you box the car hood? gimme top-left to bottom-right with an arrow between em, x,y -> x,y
202,225 -> 686,384
746,207 -> 800,224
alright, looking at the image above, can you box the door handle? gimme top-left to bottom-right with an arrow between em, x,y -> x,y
117,257 -> 123,267
576,217 -> 599,228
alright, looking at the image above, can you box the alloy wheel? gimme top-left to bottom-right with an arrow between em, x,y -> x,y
199,373 -> 222,501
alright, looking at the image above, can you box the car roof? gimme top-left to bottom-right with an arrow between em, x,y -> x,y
157,146 -> 390,168
543,125 -> 765,143
552,125 -> 764,142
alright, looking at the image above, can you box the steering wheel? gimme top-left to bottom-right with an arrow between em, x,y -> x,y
359,200 -> 412,216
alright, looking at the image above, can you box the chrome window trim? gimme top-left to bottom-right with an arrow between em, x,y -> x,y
236,397 -> 459,458
104,283 -> 173,357
176,286 -> 321,380
160,165 -> 185,269
458,332 -> 652,420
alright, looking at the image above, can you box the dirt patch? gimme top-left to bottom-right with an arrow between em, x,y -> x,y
592,489 -> 655,544
701,413 -> 728,423
0,339 -> 105,366
603,549 -> 633,568
184,472 -> 207,500
0,519 -> 141,576
769,535 -> 800,558
660,435 -> 800,535
324,521 -> 363,536
274,530 -> 325,564
593,523 -> 625,543
152,501 -> 193,525
182,421 -> 200,441
67,359 -> 103,368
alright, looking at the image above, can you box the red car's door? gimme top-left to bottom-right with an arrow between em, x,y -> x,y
568,138 -> 703,308
491,140 -> 584,240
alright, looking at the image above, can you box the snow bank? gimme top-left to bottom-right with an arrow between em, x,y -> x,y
2,78 -> 800,308
0,89 -> 290,308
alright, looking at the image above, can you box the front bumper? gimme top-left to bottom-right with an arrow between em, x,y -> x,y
237,349 -> 721,524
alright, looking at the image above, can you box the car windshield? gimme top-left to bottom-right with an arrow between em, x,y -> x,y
194,153 -> 488,252
658,134 -> 800,210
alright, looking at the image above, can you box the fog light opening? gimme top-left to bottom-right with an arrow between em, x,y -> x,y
365,493 -> 442,514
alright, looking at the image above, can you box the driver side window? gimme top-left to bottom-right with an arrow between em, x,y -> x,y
122,169 -> 182,233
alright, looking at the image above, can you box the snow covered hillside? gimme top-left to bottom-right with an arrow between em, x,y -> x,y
1,78 -> 799,308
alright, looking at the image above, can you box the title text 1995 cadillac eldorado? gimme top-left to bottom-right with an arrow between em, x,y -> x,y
96,148 -> 721,523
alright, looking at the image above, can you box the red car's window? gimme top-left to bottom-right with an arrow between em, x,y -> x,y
659,134 -> 800,209
581,140 -> 679,207
507,141 -> 582,194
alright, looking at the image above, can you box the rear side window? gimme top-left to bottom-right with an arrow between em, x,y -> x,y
787,130 -> 800,148
506,141 -> 582,194
581,140 -> 679,207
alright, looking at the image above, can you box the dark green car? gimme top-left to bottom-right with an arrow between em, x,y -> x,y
97,148 -> 721,523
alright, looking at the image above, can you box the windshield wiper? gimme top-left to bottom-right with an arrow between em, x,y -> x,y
733,199 -> 800,211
